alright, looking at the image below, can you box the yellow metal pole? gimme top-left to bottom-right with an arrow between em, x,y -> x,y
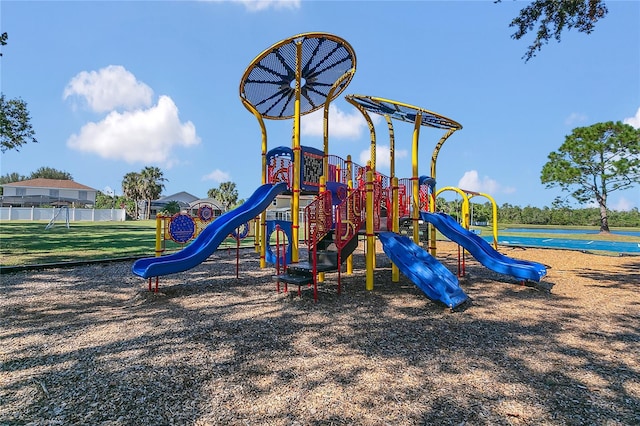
469,192 -> 499,250
323,70 -> 355,185
462,201 -> 470,229
429,128 -> 457,256
258,113 -> 267,266
385,115 -> 395,179
291,40 -> 302,263
366,170 -> 375,291
411,112 -> 422,245
345,97 -> 376,171
370,132 -> 376,175
392,177 -> 399,282
491,199 -> 498,249
435,186 -> 471,230
155,215 -> 162,257
345,98 -> 378,271
241,98 -> 269,267
386,115 -> 400,280
367,162 -> 377,270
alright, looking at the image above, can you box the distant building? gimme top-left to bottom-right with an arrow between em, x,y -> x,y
145,193 -> 227,220
146,191 -> 200,219
0,178 -> 98,207
266,194 -> 315,221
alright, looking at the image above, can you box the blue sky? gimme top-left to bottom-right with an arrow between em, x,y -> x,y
2,0 -> 639,210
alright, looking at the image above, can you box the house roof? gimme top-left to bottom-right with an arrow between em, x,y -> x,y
2,178 -> 97,191
157,191 -> 199,203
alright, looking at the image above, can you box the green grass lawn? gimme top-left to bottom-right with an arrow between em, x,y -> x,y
0,221 -> 256,267
2,221 -> 638,267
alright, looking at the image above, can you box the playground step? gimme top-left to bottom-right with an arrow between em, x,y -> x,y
286,261 -> 338,275
272,273 -> 314,285
338,233 -> 359,261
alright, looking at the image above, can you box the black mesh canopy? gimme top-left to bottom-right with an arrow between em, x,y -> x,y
240,33 -> 356,120
345,95 -> 462,130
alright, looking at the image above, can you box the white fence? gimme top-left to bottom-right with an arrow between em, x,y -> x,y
0,207 -> 126,222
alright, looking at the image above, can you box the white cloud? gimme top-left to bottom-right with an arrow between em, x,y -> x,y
301,104 -> 368,139
204,0 -> 300,11
67,95 -> 200,165
358,145 -> 408,170
610,196 -> 637,212
585,197 -> 639,211
229,0 -> 300,11
358,150 -> 371,168
564,112 -> 588,127
457,170 -> 515,195
63,65 -> 153,113
623,107 -> 640,129
202,169 -> 231,183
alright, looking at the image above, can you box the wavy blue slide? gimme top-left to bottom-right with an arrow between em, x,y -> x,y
421,212 -> 547,282
132,183 -> 287,279
378,232 -> 469,309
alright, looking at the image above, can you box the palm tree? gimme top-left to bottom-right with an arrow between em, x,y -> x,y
160,200 -> 181,216
140,166 -> 166,219
435,196 -> 448,213
207,181 -> 238,212
122,172 -> 143,219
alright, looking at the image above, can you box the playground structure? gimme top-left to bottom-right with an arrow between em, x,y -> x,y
132,32 -> 547,309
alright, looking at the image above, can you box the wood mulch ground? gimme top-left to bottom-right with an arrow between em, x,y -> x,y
1,241 -> 639,425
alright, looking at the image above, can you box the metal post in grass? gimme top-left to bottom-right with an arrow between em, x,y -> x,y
155,215 -> 162,257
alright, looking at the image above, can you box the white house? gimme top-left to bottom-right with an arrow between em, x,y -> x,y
0,178 -> 98,207
266,194 -> 315,221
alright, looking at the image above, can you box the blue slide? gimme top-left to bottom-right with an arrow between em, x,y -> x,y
378,232 -> 469,309
421,212 -> 547,282
132,183 -> 287,279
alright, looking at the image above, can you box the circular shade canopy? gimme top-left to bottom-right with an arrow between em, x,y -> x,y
345,95 -> 462,130
240,32 -> 356,120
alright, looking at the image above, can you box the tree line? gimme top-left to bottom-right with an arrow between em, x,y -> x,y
442,199 -> 640,228
2,165 -> 638,227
